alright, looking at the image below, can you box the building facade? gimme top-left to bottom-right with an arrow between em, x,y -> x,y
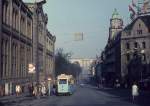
0,0 -> 33,96
70,58 -> 95,82
102,9 -> 150,87
121,15 -> 150,86
26,1 -> 56,87
45,30 -> 56,80
0,0 -> 56,96
101,9 -> 123,87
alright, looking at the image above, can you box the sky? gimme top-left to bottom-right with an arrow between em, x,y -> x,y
24,0 -> 132,59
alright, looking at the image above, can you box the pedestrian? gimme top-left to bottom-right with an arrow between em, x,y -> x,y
132,82 -> 139,102
41,85 -> 46,96
16,85 -> 21,96
33,86 -> 37,96
52,84 -> 56,95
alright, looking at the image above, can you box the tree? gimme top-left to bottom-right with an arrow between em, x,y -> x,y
55,48 -> 82,79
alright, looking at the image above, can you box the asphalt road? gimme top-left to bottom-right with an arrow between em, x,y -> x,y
4,84 -> 150,106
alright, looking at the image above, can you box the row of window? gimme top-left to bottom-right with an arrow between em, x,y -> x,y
2,1 -> 32,38
46,37 -> 54,51
1,39 -> 32,78
46,57 -> 54,73
126,53 -> 146,62
126,41 -> 146,50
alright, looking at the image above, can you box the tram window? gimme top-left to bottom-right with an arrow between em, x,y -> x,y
59,79 -> 67,84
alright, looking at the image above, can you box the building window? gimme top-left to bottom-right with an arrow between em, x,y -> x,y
12,8 -> 16,29
126,54 -> 130,62
126,43 -> 130,49
139,24 -> 141,28
142,42 -> 146,49
1,39 -> 4,77
134,42 -> 138,48
137,30 -> 142,35
20,16 -> 25,35
142,54 -> 146,61
27,21 -> 32,38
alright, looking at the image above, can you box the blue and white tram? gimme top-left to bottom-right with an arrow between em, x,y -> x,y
57,74 -> 75,95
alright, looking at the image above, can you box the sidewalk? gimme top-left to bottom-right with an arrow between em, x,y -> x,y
0,93 -> 32,105
0,93 -> 53,106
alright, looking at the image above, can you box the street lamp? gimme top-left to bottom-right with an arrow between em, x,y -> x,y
47,77 -> 51,96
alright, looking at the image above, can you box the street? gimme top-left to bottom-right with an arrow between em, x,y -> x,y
1,84 -> 150,106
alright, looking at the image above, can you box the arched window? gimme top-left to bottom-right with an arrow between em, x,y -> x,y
126,43 -> 130,50
134,42 -> 138,48
15,11 -> 19,31
1,39 -> 4,77
12,8 -> 15,29
2,4 -> 6,23
6,3 -> 10,25
11,43 -> 15,76
5,40 -> 9,77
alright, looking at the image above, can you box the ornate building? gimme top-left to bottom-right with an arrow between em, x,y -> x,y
109,9 -> 123,41
102,9 -> 123,87
0,0 -> 33,96
26,1 -> 56,87
45,30 -> 56,80
70,58 -> 95,82
102,9 -> 150,87
0,0 -> 56,96
121,15 -> 150,86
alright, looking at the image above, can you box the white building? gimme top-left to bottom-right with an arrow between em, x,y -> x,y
70,58 -> 95,82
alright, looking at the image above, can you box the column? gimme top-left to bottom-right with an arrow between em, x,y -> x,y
18,4 -> 21,79
0,0 -> 2,79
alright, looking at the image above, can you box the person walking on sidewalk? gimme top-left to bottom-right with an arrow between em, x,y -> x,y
16,85 -> 21,96
132,82 -> 139,102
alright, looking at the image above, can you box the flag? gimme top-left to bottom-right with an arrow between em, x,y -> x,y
129,5 -> 136,15
132,0 -> 142,13
132,0 -> 137,7
129,5 -> 136,20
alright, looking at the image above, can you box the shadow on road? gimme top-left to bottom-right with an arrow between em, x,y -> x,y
98,88 -> 150,106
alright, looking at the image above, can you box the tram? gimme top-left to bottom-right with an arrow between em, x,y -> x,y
56,74 -> 75,95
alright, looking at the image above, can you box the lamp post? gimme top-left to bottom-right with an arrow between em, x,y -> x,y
47,77 -> 51,96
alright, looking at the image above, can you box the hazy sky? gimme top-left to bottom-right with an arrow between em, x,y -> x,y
25,0 -> 132,58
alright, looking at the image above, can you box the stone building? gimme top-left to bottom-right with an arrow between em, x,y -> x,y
121,15 -> 150,86
102,9 -> 123,87
45,30 -> 56,80
0,0 -> 33,96
0,0 -> 56,96
26,1 -> 56,86
102,9 -> 150,87
70,58 -> 95,82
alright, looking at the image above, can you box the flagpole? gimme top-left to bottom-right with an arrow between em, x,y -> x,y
137,0 -> 143,15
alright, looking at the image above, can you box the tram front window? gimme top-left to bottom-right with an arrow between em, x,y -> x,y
59,79 -> 67,84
